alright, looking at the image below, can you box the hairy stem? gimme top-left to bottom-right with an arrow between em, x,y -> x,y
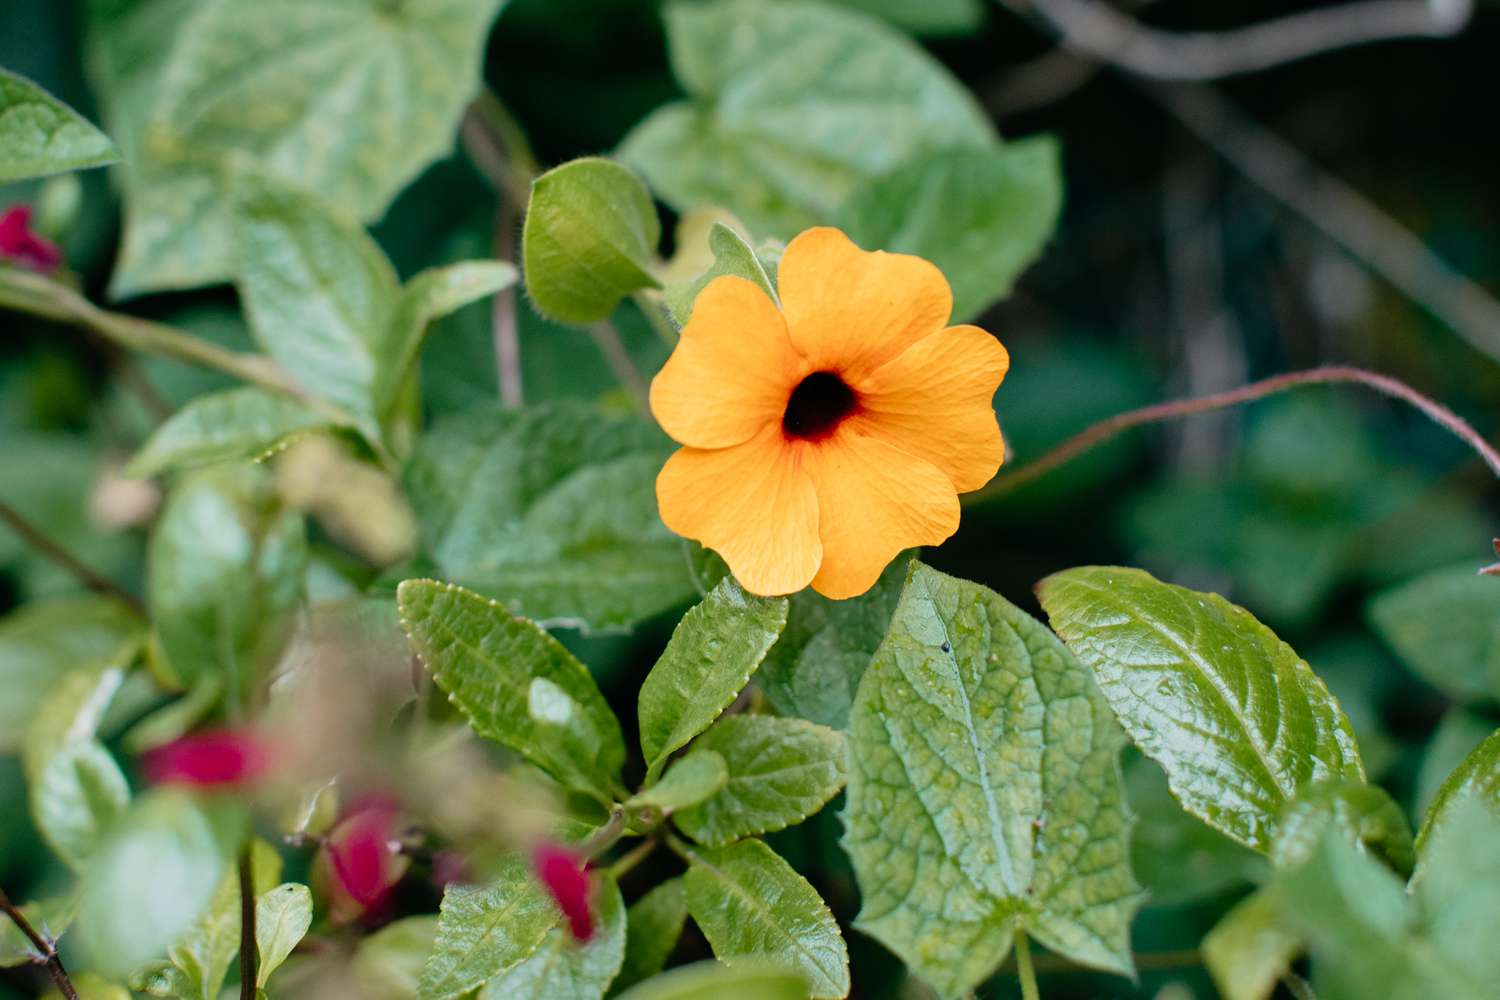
0,888 -> 80,1000
1014,929 -> 1041,1000
970,365 -> 1500,502
0,498 -> 145,613
238,845 -> 258,999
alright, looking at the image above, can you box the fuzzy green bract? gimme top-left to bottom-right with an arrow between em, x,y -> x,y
1038,565 -> 1365,852
844,562 -> 1140,997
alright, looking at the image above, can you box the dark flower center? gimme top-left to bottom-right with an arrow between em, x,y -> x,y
783,371 -> 857,441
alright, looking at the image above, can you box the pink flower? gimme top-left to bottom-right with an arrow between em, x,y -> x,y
532,842 -> 594,941
141,728 -> 273,788
326,799 -> 406,910
0,205 -> 62,273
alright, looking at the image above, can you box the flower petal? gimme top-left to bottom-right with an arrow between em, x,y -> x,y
656,426 -> 821,596
854,324 -> 1010,492
650,275 -> 807,449
778,227 -> 952,381
804,429 -> 959,600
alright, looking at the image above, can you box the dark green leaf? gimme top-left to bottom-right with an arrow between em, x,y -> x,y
663,222 -> 777,327
125,388 -> 327,479
0,67 -> 117,183
398,579 -> 626,800
478,874 -> 626,1000
839,139 -> 1062,320
629,750 -> 729,815
619,0 -> 995,237
614,878 -> 688,993
637,578 -> 788,781
831,0 -> 985,34
1038,565 -> 1365,852
1368,563 -> 1500,702
675,715 -> 845,847
522,157 -> 662,325
846,562 -> 1140,996
404,403 -> 697,631
1416,727 -> 1500,855
680,838 -> 848,998
419,855 -> 559,1000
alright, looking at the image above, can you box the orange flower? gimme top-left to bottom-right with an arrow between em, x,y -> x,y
651,227 -> 1009,600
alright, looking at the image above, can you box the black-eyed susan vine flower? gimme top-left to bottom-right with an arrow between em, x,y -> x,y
651,227 -> 1010,600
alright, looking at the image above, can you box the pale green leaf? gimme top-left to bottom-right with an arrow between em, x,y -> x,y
838,139 -> 1063,320
675,715 -> 845,847
0,67 -> 117,183
1203,887 -> 1303,1000
147,464 -> 307,694
233,180 -> 398,431
614,879 -> 688,993
612,960 -> 809,1000
255,883 -> 311,987
397,579 -> 626,800
121,675 -> 226,755
125,388 -> 327,479
663,222 -> 777,327
1416,727 -> 1500,855
522,157 -> 662,325
629,750 -> 729,815
1410,796 -> 1500,989
832,0 -> 985,34
24,666 -> 127,784
404,403 -> 697,631
0,596 -> 143,752
758,556 -> 908,729
351,916 -> 439,1000
418,855 -> 558,1000
1037,565 -> 1365,852
1272,780 -> 1413,877
30,740 -> 131,873
638,578 -> 788,781
619,0 -> 996,237
76,790 -> 246,981
0,894 -> 77,968
846,562 -> 1141,997
680,839 -> 848,999
43,972 -> 131,1000
479,874 -> 626,1000
1367,563 -> 1500,702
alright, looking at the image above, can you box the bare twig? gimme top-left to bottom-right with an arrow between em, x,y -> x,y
998,0 -> 1472,81
0,498 -> 145,613
970,365 -> 1500,501
238,846 -> 257,999
0,888 -> 81,1000
588,320 -> 650,412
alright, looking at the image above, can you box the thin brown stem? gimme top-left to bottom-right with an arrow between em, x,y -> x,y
0,888 -> 80,1000
0,498 -> 144,613
970,365 -> 1500,502
492,197 -> 524,408
238,845 -> 258,999
588,320 -> 650,412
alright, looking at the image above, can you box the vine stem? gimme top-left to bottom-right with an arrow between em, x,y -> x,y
969,365 -> 1500,503
238,844 -> 257,999
0,498 -> 145,613
0,887 -> 80,1000
1014,928 -> 1041,1000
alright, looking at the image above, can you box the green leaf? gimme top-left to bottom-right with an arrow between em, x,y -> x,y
680,838 -> 848,998
675,715 -> 845,847
147,464 -> 307,695
397,579 -> 626,800
1409,796 -> 1500,989
44,972 -> 131,1000
76,790 -> 246,982
125,388 -> 328,479
0,894 -> 77,967
351,916 -> 439,1000
24,666 -> 127,783
758,555 -> 908,729
109,0 -> 503,295
1415,708 -> 1494,820
1368,563 -> 1500,702
838,139 -> 1063,320
0,67 -> 117,183
522,157 -> 663,325
614,878 -> 688,993
1272,780 -> 1414,877
629,750 -> 729,815
1037,565 -> 1365,852
233,180 -> 399,432
404,403 -> 697,631
832,0 -> 985,34
121,675 -> 226,755
418,855 -> 559,1000
638,578 -> 788,781
663,222 -> 777,327
254,883 -> 311,987
612,960 -> 810,1000
618,0 -> 995,237
1203,887 -> 1303,1000
846,563 -> 1140,996
478,874 -> 626,1000
0,596 -> 143,752
1416,727 -> 1500,855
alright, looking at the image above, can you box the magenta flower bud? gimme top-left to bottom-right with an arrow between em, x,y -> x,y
141,728 -> 273,788
532,842 -> 594,942
0,205 -> 63,273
